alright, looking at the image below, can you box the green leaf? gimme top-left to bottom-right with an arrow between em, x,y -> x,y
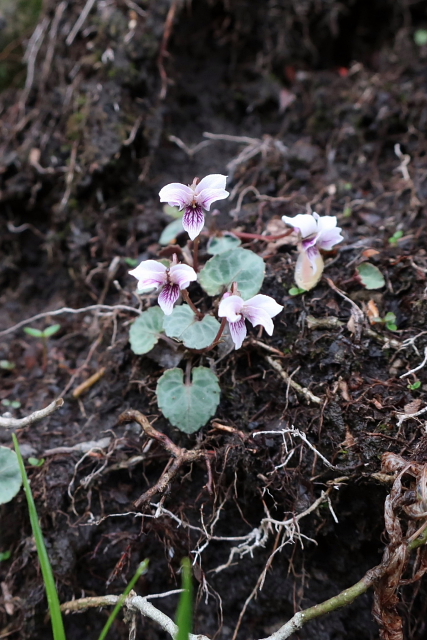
28,457 -> 45,467
156,367 -> 220,433
0,360 -> 15,370
164,204 -> 184,219
408,381 -> 421,390
43,324 -> 61,338
176,558 -> 193,640
163,305 -> 220,349
289,286 -> 306,296
356,263 -> 385,290
384,312 -> 396,323
415,29 -> 427,46
386,322 -> 398,331
12,435 -> 66,640
199,248 -> 265,299
0,447 -> 22,505
159,219 -> 184,245
0,551 -> 11,562
206,233 -> 241,255
389,230 -> 404,245
124,257 -> 139,267
129,307 -> 165,355
24,327 -> 44,338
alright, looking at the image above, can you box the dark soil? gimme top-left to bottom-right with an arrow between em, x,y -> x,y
2,1 -> 427,639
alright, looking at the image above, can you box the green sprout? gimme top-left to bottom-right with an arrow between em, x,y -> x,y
124,257 -> 139,267
28,457 -> 45,467
1,399 -> 21,409
414,29 -> 427,46
372,312 -> 397,332
389,230 -> 404,246
0,360 -> 15,371
408,381 -> 422,391
0,551 -> 11,562
289,287 -> 307,296
23,324 -> 61,369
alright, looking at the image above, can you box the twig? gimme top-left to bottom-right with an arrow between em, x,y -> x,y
66,0 -> 97,46
119,410 -> 213,508
40,2 -> 67,90
20,17 -> 50,107
264,356 -> 322,405
0,398 -> 64,429
0,304 -> 142,338
168,135 -> 211,157
325,278 -> 364,342
400,346 -> 427,379
254,428 -> 337,471
396,405 -> 427,428
158,1 -> 181,100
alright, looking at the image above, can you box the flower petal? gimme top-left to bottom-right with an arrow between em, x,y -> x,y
282,214 -> 318,239
228,318 -> 247,350
159,183 -> 194,209
129,260 -> 167,289
243,307 -> 274,335
218,295 -> 244,323
243,294 -> 283,319
195,174 -> 227,193
316,226 -> 343,251
196,188 -> 229,211
169,263 -> 197,289
294,248 -> 324,290
182,206 -> 205,240
158,284 -> 180,315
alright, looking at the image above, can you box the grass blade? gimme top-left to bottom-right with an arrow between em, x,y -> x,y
12,434 -> 66,640
97,560 -> 149,640
176,558 -> 193,640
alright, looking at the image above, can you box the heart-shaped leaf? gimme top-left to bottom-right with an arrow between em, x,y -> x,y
156,366 -> 220,433
0,447 -> 22,505
206,233 -> 241,255
163,305 -> 220,349
356,263 -> 385,290
199,248 -> 265,299
129,307 -> 165,355
160,219 -> 185,245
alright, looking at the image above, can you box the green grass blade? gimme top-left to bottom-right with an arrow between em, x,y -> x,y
97,560 -> 149,640
176,558 -> 193,640
12,434 -> 66,640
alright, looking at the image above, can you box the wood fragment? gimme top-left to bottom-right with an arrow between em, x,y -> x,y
72,367 -> 106,399
0,398 -> 64,430
264,356 -> 322,405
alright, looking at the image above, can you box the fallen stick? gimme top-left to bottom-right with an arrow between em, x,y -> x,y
0,398 -> 64,429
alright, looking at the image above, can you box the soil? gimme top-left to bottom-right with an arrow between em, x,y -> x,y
2,1 -> 427,639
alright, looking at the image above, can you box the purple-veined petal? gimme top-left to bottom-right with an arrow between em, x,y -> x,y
243,294 -> 283,319
182,206 -> 205,240
159,183 -> 194,209
243,307 -> 274,335
129,260 -> 167,289
196,188 -> 229,211
169,263 -> 197,289
158,283 -> 180,315
218,295 -> 244,323
195,174 -> 227,194
282,214 -> 318,239
316,226 -> 343,251
228,318 -> 247,350
294,248 -> 324,290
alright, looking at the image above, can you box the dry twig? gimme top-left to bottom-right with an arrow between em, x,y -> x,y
263,355 -> 322,405
0,398 -> 64,429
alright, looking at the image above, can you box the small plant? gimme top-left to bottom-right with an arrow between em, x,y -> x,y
408,380 -> 421,391
24,323 -> 61,369
372,311 -> 398,331
281,212 -> 343,290
1,399 -> 21,409
289,286 -> 306,296
0,550 -> 11,562
176,558 -> 193,640
389,230 -> 404,246
356,263 -> 385,290
0,360 -> 15,371
128,174 -> 283,434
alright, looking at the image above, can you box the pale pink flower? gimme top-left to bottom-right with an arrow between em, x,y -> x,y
218,294 -> 283,350
282,212 -> 343,290
129,256 -> 197,315
159,174 -> 229,240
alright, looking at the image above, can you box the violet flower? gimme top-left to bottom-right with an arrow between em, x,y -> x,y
282,212 -> 343,290
159,174 -> 229,240
218,294 -> 283,350
129,256 -> 197,315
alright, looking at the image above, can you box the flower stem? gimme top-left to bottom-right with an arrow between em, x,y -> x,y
181,289 -> 203,319
192,236 -> 200,272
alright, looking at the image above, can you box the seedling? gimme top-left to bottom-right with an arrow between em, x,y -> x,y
0,551 -> 11,562
28,457 -> 45,467
408,381 -> 421,391
0,360 -> 15,371
389,230 -> 404,246
23,324 -> 61,369
1,399 -> 21,409
372,312 -> 398,331
289,286 -> 307,296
